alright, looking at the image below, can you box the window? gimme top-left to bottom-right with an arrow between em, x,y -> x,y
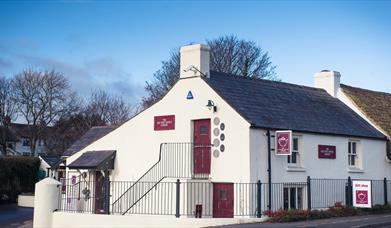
200,125 -> 208,135
348,141 -> 358,167
283,186 -> 303,210
287,137 -> 300,166
22,138 -> 30,147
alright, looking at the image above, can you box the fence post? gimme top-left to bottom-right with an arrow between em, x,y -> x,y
384,177 -> 388,205
105,170 -> 110,214
346,176 -> 352,206
307,176 -> 311,211
175,179 -> 180,218
257,180 -> 262,218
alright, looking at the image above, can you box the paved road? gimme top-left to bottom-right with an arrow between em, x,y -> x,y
0,204 -> 33,228
219,214 -> 391,228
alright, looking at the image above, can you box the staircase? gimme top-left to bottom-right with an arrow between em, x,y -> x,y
112,142 -> 209,215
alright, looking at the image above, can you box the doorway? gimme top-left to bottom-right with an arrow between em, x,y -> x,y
213,183 -> 234,218
193,119 -> 211,174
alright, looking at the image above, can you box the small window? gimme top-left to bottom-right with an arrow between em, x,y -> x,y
200,125 -> 208,135
283,186 -> 303,210
288,137 -> 300,166
220,190 -> 228,200
348,141 -> 359,167
22,139 -> 30,147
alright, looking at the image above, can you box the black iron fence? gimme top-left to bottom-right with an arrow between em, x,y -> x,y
58,176 -> 391,217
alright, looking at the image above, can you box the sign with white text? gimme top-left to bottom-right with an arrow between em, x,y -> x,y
353,180 -> 372,208
275,130 -> 292,156
154,115 -> 175,131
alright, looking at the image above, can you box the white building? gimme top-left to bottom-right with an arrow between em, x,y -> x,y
63,44 -> 390,218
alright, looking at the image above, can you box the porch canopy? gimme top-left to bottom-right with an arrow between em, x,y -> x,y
67,150 -> 116,170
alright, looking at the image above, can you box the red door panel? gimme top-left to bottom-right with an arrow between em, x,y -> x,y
213,183 -> 234,218
95,171 -> 106,214
193,119 -> 211,174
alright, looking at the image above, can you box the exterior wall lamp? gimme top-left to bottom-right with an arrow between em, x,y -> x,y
206,100 -> 217,112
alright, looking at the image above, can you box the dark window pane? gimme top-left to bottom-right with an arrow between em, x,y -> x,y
283,188 -> 289,210
293,138 -> 298,151
200,125 -> 207,135
290,188 -> 296,209
348,142 -> 351,154
220,190 -> 227,200
352,142 -> 356,154
292,152 -> 297,163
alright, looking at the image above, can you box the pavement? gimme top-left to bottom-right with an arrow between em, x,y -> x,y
219,213 -> 391,228
0,204 -> 33,228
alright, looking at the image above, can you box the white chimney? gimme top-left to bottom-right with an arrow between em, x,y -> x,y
314,70 -> 341,97
180,44 -> 210,79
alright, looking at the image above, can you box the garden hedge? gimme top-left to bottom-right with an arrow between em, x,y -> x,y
0,156 -> 40,203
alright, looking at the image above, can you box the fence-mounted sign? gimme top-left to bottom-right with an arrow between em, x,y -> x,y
318,145 -> 336,159
275,130 -> 292,156
353,180 -> 372,208
154,115 -> 175,131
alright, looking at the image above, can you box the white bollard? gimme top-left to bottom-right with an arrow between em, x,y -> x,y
33,178 -> 61,228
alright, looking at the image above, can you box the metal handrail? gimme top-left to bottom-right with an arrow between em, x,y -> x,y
111,142 -> 211,215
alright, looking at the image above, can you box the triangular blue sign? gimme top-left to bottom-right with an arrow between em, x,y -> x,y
187,91 -> 194,100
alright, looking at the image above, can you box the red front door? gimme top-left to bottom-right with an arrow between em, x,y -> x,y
193,119 -> 211,174
95,171 -> 106,214
213,183 -> 234,218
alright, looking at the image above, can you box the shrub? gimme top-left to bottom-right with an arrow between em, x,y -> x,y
264,202 -> 391,223
0,156 -> 40,203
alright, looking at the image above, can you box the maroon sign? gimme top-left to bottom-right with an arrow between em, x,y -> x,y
356,190 -> 368,205
275,131 -> 292,155
154,115 -> 175,131
318,145 -> 336,159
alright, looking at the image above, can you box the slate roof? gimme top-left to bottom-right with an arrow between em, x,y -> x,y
62,126 -> 116,157
341,84 -> 391,156
204,71 -> 386,140
67,150 -> 116,170
40,155 -> 62,168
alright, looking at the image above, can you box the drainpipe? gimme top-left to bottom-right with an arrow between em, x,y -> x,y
267,129 -> 272,211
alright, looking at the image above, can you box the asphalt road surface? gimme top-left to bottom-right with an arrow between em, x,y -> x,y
0,204 -> 33,228
219,214 -> 391,228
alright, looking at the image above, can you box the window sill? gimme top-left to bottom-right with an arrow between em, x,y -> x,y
286,167 -> 306,172
347,168 -> 364,173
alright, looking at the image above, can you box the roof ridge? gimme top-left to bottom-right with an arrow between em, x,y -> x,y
341,84 -> 391,96
209,70 -> 325,92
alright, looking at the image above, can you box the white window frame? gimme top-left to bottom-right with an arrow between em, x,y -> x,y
283,184 -> 305,210
348,140 -> 361,169
287,136 -> 301,167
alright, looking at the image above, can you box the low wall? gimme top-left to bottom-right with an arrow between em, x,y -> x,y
51,212 -> 266,228
18,194 -> 34,208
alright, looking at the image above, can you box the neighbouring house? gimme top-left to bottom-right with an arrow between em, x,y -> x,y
39,155 -> 65,180
61,44 -> 390,219
2,123 -> 50,157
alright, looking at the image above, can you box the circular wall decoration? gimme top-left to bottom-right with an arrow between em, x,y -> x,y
213,117 -> 220,125
220,144 -> 225,152
213,139 -> 220,147
220,123 -> 225,131
213,128 -> 220,136
213,149 -> 220,158
220,133 -> 225,141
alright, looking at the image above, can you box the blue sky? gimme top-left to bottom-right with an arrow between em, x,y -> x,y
1,0 -> 390,106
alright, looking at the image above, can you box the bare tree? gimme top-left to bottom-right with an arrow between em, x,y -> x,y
13,69 -> 79,156
142,35 -> 277,108
85,90 -> 131,126
45,112 -> 106,156
0,76 -> 18,155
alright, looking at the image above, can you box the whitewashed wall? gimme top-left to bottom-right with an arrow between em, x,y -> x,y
250,128 -> 390,183
66,76 -> 250,183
